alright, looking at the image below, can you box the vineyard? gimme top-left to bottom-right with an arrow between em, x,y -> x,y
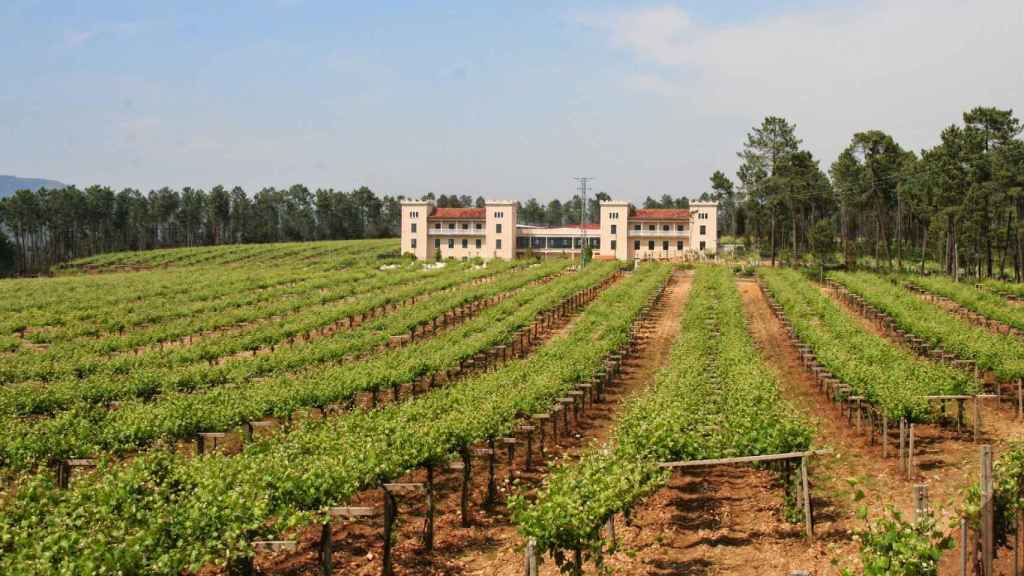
3,240 -> 1024,575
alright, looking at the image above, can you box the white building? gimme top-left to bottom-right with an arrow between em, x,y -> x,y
401,199 -> 717,262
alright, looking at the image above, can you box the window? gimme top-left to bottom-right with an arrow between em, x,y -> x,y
610,224 -> 617,234
677,240 -> 684,250
410,211 -> 419,218
475,239 -> 481,249
633,224 -> 641,231
462,239 -> 468,248
475,222 -> 482,230
662,224 -> 670,232
648,224 -> 655,231
609,212 -> 619,220
496,239 -> 502,250
648,240 -> 654,250
496,223 -> 502,234
411,238 -> 417,249
517,236 -> 529,249
495,211 -> 504,219
434,238 -> 441,249
634,240 -> 640,250
448,239 -> 454,249
700,240 -> 706,251
461,223 -> 468,230
610,240 -> 617,251
434,222 -> 441,229
531,237 -> 546,249
677,224 -> 684,231
700,225 -> 706,235
411,223 -> 417,233
662,241 -> 669,251
448,222 -> 455,230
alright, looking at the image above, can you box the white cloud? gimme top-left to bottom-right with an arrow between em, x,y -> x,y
64,30 -> 96,47
578,0 -> 1024,170
623,73 -> 683,97
578,5 -> 696,67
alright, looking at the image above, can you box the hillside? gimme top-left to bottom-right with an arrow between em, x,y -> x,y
0,175 -> 65,199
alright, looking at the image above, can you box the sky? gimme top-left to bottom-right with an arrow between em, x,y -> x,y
1,0 -> 1022,204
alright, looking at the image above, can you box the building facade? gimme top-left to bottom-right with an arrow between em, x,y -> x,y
400,199 -> 717,262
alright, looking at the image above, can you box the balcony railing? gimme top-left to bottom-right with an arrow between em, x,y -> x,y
427,228 -> 485,236
628,229 -> 689,237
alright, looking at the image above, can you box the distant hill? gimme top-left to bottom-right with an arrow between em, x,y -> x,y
0,175 -> 66,199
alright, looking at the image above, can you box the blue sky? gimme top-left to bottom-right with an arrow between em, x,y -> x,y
2,1 -> 1022,203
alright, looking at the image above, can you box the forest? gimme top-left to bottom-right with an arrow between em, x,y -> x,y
709,106 -> 1024,281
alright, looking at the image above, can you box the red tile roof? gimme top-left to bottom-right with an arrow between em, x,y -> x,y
631,208 -> 689,220
429,207 -> 485,220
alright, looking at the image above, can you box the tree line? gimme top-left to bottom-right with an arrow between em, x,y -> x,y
706,106 -> 1024,281
0,185 -> 401,275
0,183 -> 695,276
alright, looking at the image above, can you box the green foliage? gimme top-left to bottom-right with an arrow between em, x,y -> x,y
963,443 -> 1024,550
760,268 -> 976,420
0,257 -> 523,406
844,507 -> 954,576
982,278 -> 1024,299
835,479 -> 954,576
0,230 -> 15,277
905,274 -> 1024,331
0,262 -> 669,574
809,218 -> 837,273
831,270 -> 1024,380
0,259 -> 598,469
512,267 -> 812,571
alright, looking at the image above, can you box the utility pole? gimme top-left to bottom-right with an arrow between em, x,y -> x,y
574,177 -> 593,266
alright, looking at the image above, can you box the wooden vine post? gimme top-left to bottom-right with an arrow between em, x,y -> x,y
913,484 -> 929,522
1016,471 -> 1024,576
319,521 -> 333,575
908,423 -> 915,480
382,485 -> 397,576
424,463 -> 435,552
1018,378 -> 1023,421
484,440 -> 498,508
460,446 -> 472,527
53,458 -> 96,490
882,412 -> 888,458
898,417 -> 906,471
981,445 -> 994,576
800,455 -> 813,543
524,538 -> 539,576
